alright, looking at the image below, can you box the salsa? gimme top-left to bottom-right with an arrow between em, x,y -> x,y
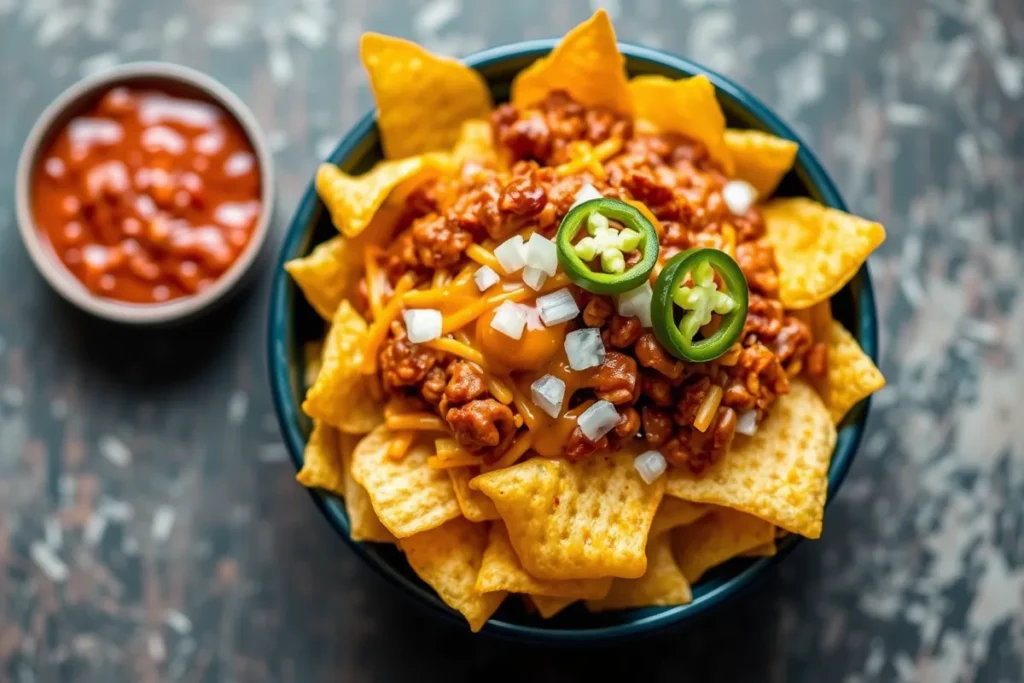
31,86 -> 262,304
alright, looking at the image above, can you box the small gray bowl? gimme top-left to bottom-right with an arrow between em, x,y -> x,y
15,62 -> 275,325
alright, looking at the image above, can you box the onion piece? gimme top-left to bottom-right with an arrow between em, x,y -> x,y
519,303 -> 545,331
522,266 -> 548,291
473,265 -> 500,292
564,327 -> 605,371
402,309 -> 443,344
535,288 -> 580,326
634,450 -> 667,484
494,235 -> 527,274
577,400 -> 619,441
530,374 -> 566,418
489,300 -> 527,340
736,409 -> 758,436
525,233 -> 558,276
570,183 -> 603,210
615,282 -> 653,327
722,180 -> 758,216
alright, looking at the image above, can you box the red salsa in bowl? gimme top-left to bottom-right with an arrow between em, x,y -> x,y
32,86 -> 262,304
16,63 -> 274,324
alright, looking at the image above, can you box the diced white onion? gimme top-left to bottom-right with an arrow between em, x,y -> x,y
494,235 -> 527,273
530,374 -> 566,418
489,300 -> 527,340
473,265 -> 500,292
536,288 -> 580,326
616,282 -> 653,328
570,183 -> 603,210
564,327 -> 605,371
402,309 -> 442,343
577,400 -> 620,442
736,409 -> 759,436
519,304 -> 545,331
722,180 -> 758,216
525,233 -> 558,276
634,450 -> 667,484
522,266 -> 548,291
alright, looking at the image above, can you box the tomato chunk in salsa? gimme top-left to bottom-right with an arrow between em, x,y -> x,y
31,86 -> 263,304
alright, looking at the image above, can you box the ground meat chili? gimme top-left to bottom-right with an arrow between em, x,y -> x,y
31,86 -> 262,304
369,91 -> 823,473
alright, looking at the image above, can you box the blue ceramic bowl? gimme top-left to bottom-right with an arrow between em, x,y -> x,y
268,40 -> 879,643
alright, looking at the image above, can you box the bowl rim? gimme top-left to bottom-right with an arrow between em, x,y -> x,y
14,61 -> 276,325
268,39 -> 879,643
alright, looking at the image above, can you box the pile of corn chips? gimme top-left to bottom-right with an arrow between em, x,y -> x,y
287,11 -> 886,632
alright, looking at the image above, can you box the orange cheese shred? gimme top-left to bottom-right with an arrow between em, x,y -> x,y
387,431 -> 416,460
422,337 -> 486,366
384,413 -> 447,432
466,244 -> 502,273
442,273 -> 570,334
482,431 -> 534,472
361,272 -> 415,374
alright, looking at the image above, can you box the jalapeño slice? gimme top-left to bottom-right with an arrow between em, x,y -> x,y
555,198 -> 659,295
651,248 -> 749,363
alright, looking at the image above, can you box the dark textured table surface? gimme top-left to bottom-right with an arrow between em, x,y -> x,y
1,1 -> 1022,681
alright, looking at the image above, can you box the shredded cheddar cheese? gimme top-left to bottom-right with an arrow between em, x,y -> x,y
466,244 -> 502,273
387,431 -> 416,460
361,272 -> 416,374
363,246 -> 385,319
384,413 -> 447,431
483,431 -> 533,472
555,138 -> 622,178
431,268 -> 451,288
441,273 -> 570,333
423,337 -> 486,366
510,385 -> 540,431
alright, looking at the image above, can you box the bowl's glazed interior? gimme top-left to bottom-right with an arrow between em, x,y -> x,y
268,41 -> 878,643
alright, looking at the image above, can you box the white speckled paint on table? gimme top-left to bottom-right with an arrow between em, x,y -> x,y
0,0 -> 1021,681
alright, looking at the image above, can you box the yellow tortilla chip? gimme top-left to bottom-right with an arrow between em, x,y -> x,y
725,129 -> 799,197
295,420 -> 345,495
665,380 -> 836,538
316,156 -> 446,237
586,534 -> 692,611
399,518 -> 505,632
453,119 -> 498,169
339,433 -> 395,543
361,33 -> 492,159
449,467 -> 499,522
826,320 -> 886,423
302,301 -> 383,434
476,522 -> 612,599
351,426 -> 461,538
285,237 -> 356,321
671,509 -> 776,583
649,497 -> 710,538
742,540 -> 777,557
629,74 -> 732,173
471,454 -> 664,580
762,198 -> 886,309
511,10 -> 631,116
530,595 -> 575,619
